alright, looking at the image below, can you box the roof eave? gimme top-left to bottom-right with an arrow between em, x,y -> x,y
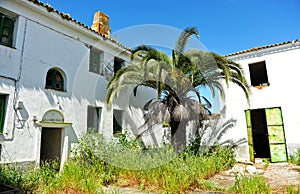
18,0 -> 132,54
225,39 -> 300,60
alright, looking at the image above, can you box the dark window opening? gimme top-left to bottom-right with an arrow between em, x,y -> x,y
114,57 -> 124,74
0,95 -> 7,134
87,106 -> 102,133
89,47 -> 103,74
45,69 -> 64,91
0,13 -> 15,47
248,61 -> 269,87
113,110 -> 123,136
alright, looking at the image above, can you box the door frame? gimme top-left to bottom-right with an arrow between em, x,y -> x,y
40,127 -> 64,164
245,107 -> 288,162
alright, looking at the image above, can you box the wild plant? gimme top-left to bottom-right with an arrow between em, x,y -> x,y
230,175 -> 270,194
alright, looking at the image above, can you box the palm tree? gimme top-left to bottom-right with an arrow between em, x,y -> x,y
106,27 -> 250,150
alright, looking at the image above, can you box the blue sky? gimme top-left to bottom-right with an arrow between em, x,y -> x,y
42,0 -> 300,55
40,0 -> 299,113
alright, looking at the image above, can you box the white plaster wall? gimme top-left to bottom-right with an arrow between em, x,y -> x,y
0,0 -> 154,163
222,43 -> 300,160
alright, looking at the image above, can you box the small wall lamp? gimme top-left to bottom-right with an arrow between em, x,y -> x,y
33,116 -> 38,124
14,101 -> 24,110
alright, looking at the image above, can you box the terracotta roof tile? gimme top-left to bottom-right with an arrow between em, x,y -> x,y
27,0 -> 131,51
225,39 -> 299,57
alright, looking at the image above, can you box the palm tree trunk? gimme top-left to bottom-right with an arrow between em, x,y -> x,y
170,120 -> 187,151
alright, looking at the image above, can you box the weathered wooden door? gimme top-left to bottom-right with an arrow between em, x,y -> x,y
265,108 -> 287,162
245,109 -> 254,162
245,107 -> 287,162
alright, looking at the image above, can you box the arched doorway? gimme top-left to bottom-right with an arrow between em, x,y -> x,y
38,110 -> 72,168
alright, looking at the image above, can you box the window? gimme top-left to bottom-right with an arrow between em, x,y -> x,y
87,106 -> 102,133
89,47 -> 104,74
45,68 -> 65,91
0,95 -> 7,134
248,61 -> 269,87
0,12 -> 15,47
113,110 -> 123,136
114,57 -> 124,74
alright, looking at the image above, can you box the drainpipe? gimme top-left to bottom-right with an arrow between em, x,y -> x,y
1,18 -> 28,142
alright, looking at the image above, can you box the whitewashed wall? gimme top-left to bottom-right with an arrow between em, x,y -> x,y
221,42 -> 300,160
0,0 -> 156,165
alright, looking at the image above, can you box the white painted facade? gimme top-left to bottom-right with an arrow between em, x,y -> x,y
0,0 -> 156,167
222,40 -> 300,161
2,0 -> 299,166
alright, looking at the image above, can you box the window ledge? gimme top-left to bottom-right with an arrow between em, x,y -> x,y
45,88 -> 67,93
253,83 -> 270,90
36,121 -> 72,128
0,44 -> 16,49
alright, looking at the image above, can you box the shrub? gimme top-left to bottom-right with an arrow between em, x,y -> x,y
0,131 -> 238,193
0,164 -> 23,189
297,148 -> 300,165
115,145 -> 236,193
288,148 -> 300,165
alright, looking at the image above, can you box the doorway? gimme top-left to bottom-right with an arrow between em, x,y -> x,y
250,109 -> 271,158
245,107 -> 287,162
40,128 -> 62,164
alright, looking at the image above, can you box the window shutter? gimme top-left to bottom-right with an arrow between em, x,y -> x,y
0,14 -> 4,45
89,48 -> 100,74
0,14 -> 15,47
0,95 -> 7,134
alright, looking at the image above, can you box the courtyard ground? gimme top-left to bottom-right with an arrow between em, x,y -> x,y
103,161 -> 300,194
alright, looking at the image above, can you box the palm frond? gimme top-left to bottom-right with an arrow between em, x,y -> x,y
174,26 -> 199,54
201,95 -> 212,109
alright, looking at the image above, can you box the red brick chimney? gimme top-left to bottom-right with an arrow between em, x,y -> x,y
91,11 -> 110,38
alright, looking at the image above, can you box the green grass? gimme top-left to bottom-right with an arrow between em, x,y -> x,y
0,132 -> 237,193
288,148 -> 300,165
229,175 -> 270,194
287,185 -> 300,194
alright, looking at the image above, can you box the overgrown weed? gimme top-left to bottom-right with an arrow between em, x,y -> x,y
230,175 -> 270,194
0,132 -> 237,193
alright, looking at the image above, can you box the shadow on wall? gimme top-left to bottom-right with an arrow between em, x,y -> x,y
65,126 -> 79,154
123,106 -> 167,147
15,101 -> 29,129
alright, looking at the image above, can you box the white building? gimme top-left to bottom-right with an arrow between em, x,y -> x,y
222,40 -> 300,162
0,0 -> 155,167
1,0 -> 299,167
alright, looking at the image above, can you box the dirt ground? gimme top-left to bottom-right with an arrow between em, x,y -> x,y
103,161 -> 300,194
208,161 -> 300,193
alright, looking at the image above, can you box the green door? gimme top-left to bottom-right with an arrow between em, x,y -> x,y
245,110 -> 254,162
265,108 -> 287,162
245,107 -> 287,162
